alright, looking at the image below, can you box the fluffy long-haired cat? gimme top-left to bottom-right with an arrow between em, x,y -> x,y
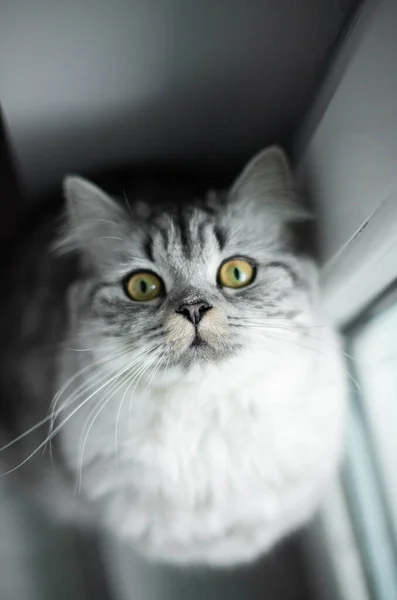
0,146 -> 346,566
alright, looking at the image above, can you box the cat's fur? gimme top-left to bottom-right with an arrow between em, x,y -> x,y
0,147 -> 346,566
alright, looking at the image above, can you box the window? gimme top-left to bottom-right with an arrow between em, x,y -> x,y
343,286 -> 397,600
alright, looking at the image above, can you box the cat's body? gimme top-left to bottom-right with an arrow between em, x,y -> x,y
0,147 -> 346,566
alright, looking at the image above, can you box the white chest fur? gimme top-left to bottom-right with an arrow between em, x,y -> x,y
60,326 -> 346,566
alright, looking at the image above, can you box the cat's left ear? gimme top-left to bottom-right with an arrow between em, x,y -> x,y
230,146 -> 311,222
57,176 -> 129,263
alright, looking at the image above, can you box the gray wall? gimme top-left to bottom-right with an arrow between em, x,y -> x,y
1,0 -> 358,196
298,0 -> 397,324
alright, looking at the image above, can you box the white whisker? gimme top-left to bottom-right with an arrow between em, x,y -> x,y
0,358 -> 135,478
115,349 -> 160,465
248,327 -> 360,392
49,348 -> 131,431
0,415 -> 50,454
76,343 -> 160,491
76,370 -> 131,492
240,320 -> 356,363
0,351 -> 129,457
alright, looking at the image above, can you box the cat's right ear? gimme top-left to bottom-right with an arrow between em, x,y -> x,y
230,146 -> 311,222
56,176 -> 129,263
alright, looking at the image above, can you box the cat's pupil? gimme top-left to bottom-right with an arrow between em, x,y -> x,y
233,267 -> 240,281
140,280 -> 148,294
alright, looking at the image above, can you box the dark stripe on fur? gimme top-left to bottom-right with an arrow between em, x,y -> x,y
198,221 -> 208,249
158,226 -> 169,251
214,225 -> 227,250
176,207 -> 191,257
143,234 -> 154,262
266,261 -> 299,285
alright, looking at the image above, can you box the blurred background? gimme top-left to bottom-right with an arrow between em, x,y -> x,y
2,0 -> 397,598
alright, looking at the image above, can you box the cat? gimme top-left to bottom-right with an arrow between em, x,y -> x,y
0,146 -> 346,566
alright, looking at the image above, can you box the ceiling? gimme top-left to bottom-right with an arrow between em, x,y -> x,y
2,0 -> 361,197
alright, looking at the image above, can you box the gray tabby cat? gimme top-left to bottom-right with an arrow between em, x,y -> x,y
0,147 -> 346,566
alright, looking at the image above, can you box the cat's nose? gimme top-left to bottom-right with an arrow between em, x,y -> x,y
176,301 -> 212,325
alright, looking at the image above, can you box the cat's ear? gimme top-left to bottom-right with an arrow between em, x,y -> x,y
230,146 -> 311,222
57,176 -> 129,263
64,176 -> 125,224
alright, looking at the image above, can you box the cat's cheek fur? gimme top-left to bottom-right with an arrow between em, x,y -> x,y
199,307 -> 228,346
163,312 -> 194,353
59,325 -> 346,566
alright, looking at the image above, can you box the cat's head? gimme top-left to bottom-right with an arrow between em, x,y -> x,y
60,146 -> 316,371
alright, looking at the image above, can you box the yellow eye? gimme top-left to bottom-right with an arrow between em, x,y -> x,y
125,272 -> 163,301
218,258 -> 255,289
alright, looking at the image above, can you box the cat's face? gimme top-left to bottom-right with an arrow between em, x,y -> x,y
61,147 -> 315,372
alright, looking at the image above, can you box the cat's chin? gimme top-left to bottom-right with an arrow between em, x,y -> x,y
179,346 -> 220,367
175,341 -> 239,368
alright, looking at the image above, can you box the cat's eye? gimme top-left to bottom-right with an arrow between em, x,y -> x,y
218,258 -> 256,289
124,271 -> 164,302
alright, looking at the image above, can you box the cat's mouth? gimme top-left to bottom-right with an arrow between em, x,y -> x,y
174,331 -> 238,367
190,333 -> 207,348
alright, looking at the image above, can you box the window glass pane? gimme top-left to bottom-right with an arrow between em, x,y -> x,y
350,296 -> 397,539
